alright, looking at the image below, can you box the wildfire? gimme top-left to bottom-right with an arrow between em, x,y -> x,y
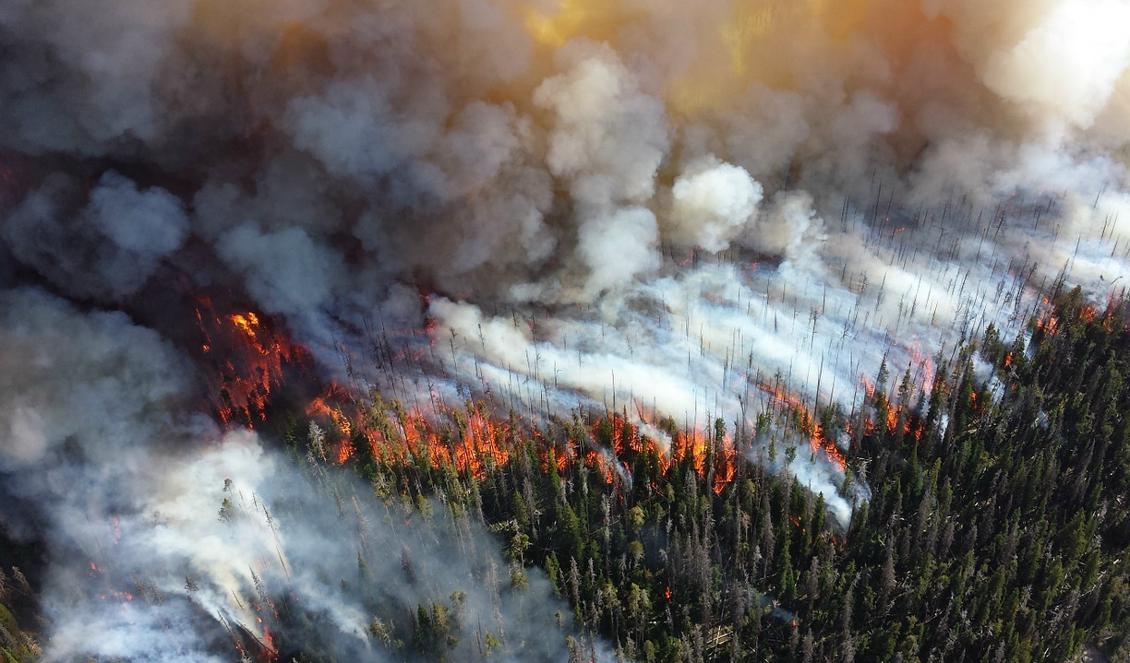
673,429 -> 708,475
1034,296 -> 1060,337
861,375 -> 876,399
849,372 -> 928,446
261,624 -> 277,660
1035,312 -> 1059,336
583,450 -> 617,485
197,301 -> 866,515
908,343 -> 936,393
712,435 -> 737,495
456,410 -> 509,479
194,298 -> 307,428
756,382 -> 847,472
884,404 -> 898,433
99,589 -> 134,603
299,386 -> 751,497
230,312 -> 261,340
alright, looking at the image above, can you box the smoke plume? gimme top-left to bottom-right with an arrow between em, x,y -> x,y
2,0 -> 1130,656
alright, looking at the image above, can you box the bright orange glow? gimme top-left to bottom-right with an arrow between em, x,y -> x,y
521,0 -> 628,49
583,449 -> 616,485
261,623 -> 277,660
336,438 -> 355,464
296,391 -> 749,494
229,312 -> 260,340
908,343 -> 935,391
885,404 -> 898,433
1034,297 -> 1060,337
861,375 -> 876,399
455,410 -> 509,479
195,300 -> 306,429
673,429 -> 708,475
713,434 -> 736,494
197,303 -> 866,507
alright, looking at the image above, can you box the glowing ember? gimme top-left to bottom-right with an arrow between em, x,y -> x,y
194,298 -> 307,428
712,434 -> 737,495
229,312 -> 261,341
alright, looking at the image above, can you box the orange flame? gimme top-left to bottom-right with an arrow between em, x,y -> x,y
199,302 -> 861,507
195,299 -> 306,428
1034,296 -> 1060,337
756,382 -> 847,472
712,435 -> 737,495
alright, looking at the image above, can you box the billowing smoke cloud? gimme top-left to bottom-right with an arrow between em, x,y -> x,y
3,173 -> 188,300
0,289 -> 592,660
2,0 -> 1130,655
668,156 -> 762,253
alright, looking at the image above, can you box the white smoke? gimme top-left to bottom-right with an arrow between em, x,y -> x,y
669,156 -> 763,253
0,289 -> 595,661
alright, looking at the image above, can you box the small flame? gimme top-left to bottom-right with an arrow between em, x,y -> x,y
194,299 -> 307,429
757,382 -> 847,472
713,435 -> 737,495
229,312 -> 261,341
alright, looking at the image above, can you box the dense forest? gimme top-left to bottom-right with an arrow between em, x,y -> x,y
3,286 -> 1129,661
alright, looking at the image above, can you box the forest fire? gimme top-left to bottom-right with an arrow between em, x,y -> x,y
5,0 -> 1130,657
712,436 -> 737,494
193,298 -> 308,428
852,375 -> 926,445
191,298 -> 872,518
1034,297 -> 1060,337
1034,311 -> 1060,337
293,371 -> 751,496
755,382 -> 846,471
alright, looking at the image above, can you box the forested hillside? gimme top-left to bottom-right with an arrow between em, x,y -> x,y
274,286 -> 1129,661
3,290 -> 1128,662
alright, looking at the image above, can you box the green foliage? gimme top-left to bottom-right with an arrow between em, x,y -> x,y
8,288 -> 1129,662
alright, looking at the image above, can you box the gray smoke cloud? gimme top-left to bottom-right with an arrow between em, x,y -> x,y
0,289 -> 595,660
2,0 -> 1130,655
3,173 -> 188,300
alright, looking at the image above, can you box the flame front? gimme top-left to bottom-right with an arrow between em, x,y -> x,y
300,389 -> 749,495
194,299 -> 307,428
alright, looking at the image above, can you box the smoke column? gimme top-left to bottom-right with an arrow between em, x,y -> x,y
2,0 -> 1130,657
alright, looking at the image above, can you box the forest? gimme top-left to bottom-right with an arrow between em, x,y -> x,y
2,287 -> 1128,662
